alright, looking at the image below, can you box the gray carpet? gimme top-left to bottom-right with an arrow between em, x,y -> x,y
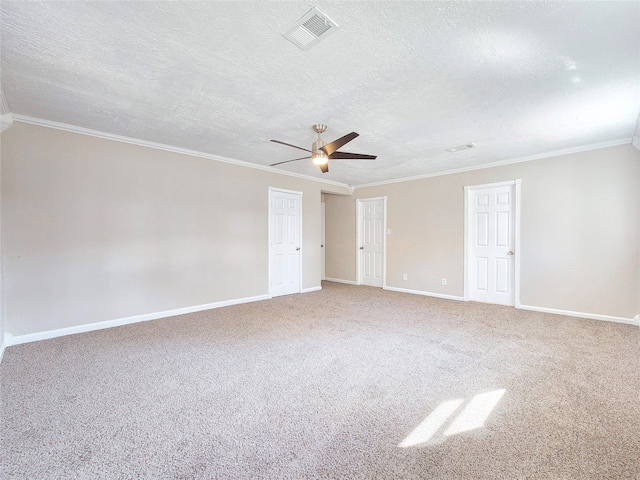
1,282 -> 639,479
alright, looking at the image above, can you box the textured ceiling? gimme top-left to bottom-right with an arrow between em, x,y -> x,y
2,1 -> 639,186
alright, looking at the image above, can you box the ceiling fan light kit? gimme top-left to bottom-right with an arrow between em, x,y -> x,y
312,152 -> 328,165
270,123 -> 377,173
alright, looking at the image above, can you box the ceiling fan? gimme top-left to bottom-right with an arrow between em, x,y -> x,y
270,124 -> 376,173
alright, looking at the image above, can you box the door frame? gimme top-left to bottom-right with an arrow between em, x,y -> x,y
463,180 -> 521,306
321,202 -> 326,280
268,187 -> 303,298
355,196 -> 387,288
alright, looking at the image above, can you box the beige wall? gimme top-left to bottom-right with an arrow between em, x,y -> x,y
2,122 -> 348,336
326,144 -> 640,320
0,134 -> 3,353
324,193 -> 357,281
3,121 -> 638,338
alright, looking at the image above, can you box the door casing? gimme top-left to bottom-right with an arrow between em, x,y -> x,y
321,202 -> 326,281
356,196 -> 387,288
268,187 -> 303,298
464,180 -> 521,306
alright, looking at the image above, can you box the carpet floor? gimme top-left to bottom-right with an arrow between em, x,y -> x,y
1,282 -> 639,479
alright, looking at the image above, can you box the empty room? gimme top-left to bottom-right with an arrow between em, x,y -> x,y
1,2 -> 639,479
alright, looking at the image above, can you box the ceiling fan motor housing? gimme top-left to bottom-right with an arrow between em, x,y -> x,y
312,124 -> 328,164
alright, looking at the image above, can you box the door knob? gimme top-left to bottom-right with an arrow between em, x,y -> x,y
321,245 -> 324,247
296,247 -> 300,251
507,250 -> 514,255
360,246 -> 364,250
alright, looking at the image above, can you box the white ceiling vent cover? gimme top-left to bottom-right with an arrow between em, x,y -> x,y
445,143 -> 476,153
282,7 -> 338,50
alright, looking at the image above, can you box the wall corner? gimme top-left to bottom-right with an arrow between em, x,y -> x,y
0,85 -> 13,131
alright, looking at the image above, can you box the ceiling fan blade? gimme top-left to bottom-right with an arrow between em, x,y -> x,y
319,163 -> 329,173
271,139 -> 312,153
322,132 -> 359,156
328,151 -> 377,160
271,156 -> 311,166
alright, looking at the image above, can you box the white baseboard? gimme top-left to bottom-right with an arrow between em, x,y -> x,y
323,277 -> 357,285
384,285 -> 465,301
518,304 -> 639,326
301,286 -> 322,293
4,294 -> 269,347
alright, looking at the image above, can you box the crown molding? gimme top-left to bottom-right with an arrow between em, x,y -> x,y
12,115 -> 634,190
353,137 -> 632,190
12,115 -> 350,190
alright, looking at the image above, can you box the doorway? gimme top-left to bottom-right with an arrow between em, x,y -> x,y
464,180 -> 520,306
269,187 -> 302,297
356,197 -> 386,288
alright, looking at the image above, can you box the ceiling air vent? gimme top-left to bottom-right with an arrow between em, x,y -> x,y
282,7 -> 338,50
445,143 -> 476,153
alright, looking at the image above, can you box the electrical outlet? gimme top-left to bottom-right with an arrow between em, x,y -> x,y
441,278 -> 447,286
403,274 -> 408,280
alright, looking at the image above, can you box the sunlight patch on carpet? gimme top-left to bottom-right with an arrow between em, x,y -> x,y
398,399 -> 464,448
399,389 -> 506,448
444,389 -> 505,436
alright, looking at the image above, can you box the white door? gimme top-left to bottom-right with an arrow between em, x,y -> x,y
467,183 -> 515,305
321,202 -> 326,280
269,189 -> 301,297
358,198 -> 385,287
